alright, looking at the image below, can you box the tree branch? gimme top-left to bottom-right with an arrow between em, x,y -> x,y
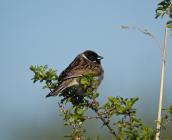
88,101 -> 117,137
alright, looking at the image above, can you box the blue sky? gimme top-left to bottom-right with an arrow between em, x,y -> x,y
0,0 -> 172,139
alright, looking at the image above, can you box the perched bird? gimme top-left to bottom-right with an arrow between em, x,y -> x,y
46,50 -> 104,97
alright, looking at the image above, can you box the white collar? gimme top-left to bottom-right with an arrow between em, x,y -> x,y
81,54 -> 89,60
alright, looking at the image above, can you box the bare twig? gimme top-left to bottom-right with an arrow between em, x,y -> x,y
120,25 -> 162,51
88,101 -> 117,137
58,102 -> 82,140
84,115 -> 102,120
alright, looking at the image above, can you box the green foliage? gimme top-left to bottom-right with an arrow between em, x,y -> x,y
168,104 -> 172,114
104,96 -> 138,116
155,0 -> 172,35
30,65 -> 162,140
159,104 -> 172,133
103,97 -> 155,140
155,0 -> 172,19
166,20 -> 172,28
30,65 -> 58,89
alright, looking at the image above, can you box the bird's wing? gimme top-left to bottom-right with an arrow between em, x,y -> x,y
46,78 -> 74,97
59,54 -> 101,81
46,54 -> 103,98
59,55 -> 85,81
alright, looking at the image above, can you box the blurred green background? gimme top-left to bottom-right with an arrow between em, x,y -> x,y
0,0 -> 172,139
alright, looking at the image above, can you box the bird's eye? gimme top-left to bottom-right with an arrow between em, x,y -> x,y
83,50 -> 102,63
88,56 -> 97,61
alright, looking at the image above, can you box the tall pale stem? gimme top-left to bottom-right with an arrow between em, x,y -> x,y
155,27 -> 167,140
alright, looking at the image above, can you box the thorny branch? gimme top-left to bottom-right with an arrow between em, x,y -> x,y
88,100 -> 117,137
30,65 -> 172,139
58,101 -> 117,137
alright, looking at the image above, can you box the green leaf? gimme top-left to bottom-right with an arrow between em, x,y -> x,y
166,20 -> 172,28
168,104 -> 172,114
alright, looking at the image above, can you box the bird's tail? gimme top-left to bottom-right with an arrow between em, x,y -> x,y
46,79 -> 77,98
46,84 -> 65,98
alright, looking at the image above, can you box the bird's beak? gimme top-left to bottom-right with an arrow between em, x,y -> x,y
98,56 -> 103,60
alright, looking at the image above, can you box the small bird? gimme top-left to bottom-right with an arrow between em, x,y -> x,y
46,50 -> 104,97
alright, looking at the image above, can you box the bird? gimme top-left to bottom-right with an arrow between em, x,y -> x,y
46,50 -> 104,97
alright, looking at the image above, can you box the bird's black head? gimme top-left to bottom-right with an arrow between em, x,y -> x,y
83,50 -> 103,64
